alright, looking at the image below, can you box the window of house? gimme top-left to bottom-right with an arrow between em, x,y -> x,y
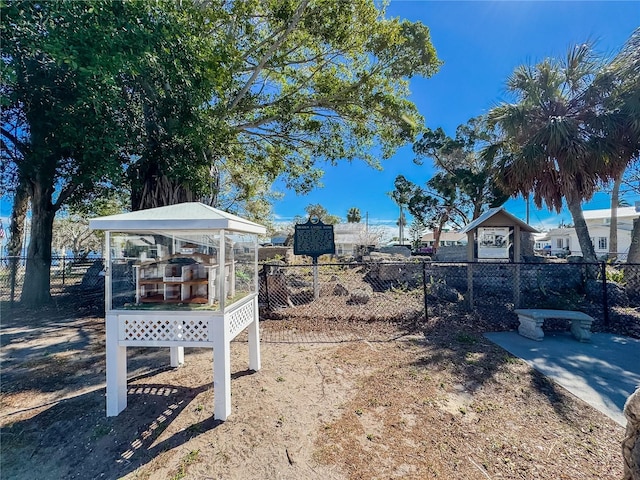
598,237 -> 608,250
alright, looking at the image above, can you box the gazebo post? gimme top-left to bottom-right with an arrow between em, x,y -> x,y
170,346 -> 184,367
213,328 -> 231,421
106,314 -> 127,416
248,296 -> 261,371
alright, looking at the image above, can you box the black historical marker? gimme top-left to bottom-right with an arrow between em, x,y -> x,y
293,217 -> 335,259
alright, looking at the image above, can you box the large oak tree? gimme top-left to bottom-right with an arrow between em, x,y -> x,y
1,1 -> 152,304
2,0 -> 441,305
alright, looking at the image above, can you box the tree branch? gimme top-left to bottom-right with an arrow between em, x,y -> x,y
228,0 -> 310,111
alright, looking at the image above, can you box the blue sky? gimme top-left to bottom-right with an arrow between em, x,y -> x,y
1,2 -> 638,240
271,1 -> 640,233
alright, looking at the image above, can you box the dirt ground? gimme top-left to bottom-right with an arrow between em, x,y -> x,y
0,293 -> 628,480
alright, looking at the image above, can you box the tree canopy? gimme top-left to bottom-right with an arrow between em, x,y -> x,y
1,0 -> 441,305
347,207 -> 362,223
126,0 -> 442,215
413,116 -> 509,220
2,0 -> 153,303
390,116 -> 507,252
294,204 -> 341,225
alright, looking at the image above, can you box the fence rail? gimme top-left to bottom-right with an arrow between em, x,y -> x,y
2,257 -> 639,337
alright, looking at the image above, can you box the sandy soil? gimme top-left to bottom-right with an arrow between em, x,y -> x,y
0,297 -> 627,480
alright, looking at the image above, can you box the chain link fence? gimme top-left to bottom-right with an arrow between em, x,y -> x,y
2,256 -> 639,337
1,256 -> 105,302
258,260 -> 640,337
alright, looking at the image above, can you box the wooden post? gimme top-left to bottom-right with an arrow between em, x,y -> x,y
219,230 -> 226,311
466,231 -> 475,261
104,232 -> 111,313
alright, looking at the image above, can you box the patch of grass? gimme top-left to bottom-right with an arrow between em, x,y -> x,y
502,354 -> 520,364
170,449 -> 200,480
472,401 -> 500,413
91,423 -> 111,440
455,332 -> 478,344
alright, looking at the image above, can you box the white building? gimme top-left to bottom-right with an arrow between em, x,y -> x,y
420,230 -> 467,248
333,223 -> 380,256
544,205 -> 639,258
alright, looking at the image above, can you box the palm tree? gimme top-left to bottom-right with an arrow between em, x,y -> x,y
390,176 -> 414,245
600,28 -> 640,263
487,42 -> 631,264
347,207 -> 361,223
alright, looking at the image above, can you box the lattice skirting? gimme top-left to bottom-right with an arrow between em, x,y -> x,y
119,315 -> 212,343
112,296 -> 257,346
228,299 -> 255,338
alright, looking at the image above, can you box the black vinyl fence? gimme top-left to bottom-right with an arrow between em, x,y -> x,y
2,256 -> 639,337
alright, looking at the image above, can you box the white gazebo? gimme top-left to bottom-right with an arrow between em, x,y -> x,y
89,202 -> 266,421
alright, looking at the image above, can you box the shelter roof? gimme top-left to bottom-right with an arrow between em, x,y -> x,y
89,202 -> 266,234
459,207 -> 538,234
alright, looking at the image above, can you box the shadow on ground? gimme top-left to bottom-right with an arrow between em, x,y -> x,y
1,371 -> 230,479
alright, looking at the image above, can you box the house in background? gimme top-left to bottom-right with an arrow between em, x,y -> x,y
420,230 -> 467,249
268,232 -> 289,246
333,223 -> 378,256
533,233 -> 551,251
545,205 -> 639,259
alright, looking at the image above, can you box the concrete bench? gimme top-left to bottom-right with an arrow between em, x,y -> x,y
514,309 -> 594,342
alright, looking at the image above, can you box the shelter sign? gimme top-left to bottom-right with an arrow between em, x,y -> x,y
294,218 -> 335,259
478,227 -> 509,259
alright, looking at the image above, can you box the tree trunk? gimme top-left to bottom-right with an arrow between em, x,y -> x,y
566,194 -> 598,265
129,158 -> 196,211
433,227 -> 442,254
609,174 -> 621,260
398,206 -> 405,245
21,181 -> 56,305
433,215 -> 449,254
8,178 -> 29,303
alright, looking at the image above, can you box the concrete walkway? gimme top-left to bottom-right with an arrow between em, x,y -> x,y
484,331 -> 640,426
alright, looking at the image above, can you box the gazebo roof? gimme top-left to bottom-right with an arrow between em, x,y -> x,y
89,202 -> 266,234
459,207 -> 538,234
